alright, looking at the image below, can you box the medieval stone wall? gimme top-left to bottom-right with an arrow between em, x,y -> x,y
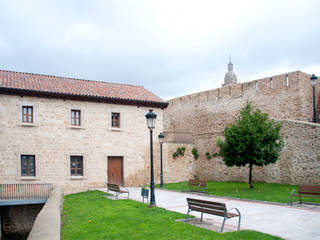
163,71 -> 320,185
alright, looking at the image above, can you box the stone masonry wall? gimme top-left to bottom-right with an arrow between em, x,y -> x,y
181,120 -> 320,185
1,204 -> 44,235
163,71 -> 320,184
164,71 -> 319,136
0,94 -> 164,194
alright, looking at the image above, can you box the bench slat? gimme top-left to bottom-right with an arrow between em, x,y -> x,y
187,198 -> 225,207
188,202 -> 226,211
189,206 -> 225,217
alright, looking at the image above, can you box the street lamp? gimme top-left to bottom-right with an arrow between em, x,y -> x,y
310,74 -> 318,123
158,132 -> 165,188
145,109 -> 157,207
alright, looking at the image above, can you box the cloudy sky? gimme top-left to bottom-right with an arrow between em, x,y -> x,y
0,0 -> 319,99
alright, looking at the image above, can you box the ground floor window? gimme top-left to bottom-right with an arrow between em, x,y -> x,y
70,156 -> 83,176
21,155 -> 35,176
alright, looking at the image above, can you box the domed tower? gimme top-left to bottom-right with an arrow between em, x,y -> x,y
223,57 -> 238,86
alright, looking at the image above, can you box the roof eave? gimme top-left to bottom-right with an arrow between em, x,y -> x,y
0,87 -> 169,109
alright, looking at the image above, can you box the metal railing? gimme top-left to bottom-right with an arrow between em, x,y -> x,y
0,183 -> 53,201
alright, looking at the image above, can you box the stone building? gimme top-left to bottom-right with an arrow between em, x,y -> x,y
0,70 -> 167,194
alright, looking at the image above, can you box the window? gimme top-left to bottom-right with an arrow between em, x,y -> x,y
70,156 -> 83,176
111,112 -> 120,128
21,155 -> 35,176
286,75 -> 289,86
71,110 -> 81,126
270,78 -> 273,88
22,106 -> 33,123
255,81 -> 258,91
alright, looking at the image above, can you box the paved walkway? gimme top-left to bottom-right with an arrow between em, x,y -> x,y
98,187 -> 320,240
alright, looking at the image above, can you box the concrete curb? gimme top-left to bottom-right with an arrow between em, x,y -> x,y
27,185 -> 63,240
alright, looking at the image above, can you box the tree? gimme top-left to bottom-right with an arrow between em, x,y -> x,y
216,102 -> 284,188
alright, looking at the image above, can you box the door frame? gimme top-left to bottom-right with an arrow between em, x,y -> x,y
107,156 -> 124,186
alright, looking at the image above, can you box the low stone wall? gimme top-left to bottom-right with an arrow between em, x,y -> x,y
28,185 -> 63,240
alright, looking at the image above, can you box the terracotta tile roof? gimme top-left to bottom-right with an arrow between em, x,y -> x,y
0,69 -> 167,108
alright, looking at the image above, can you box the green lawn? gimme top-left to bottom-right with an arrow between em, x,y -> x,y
62,190 -> 282,240
157,181 -> 320,204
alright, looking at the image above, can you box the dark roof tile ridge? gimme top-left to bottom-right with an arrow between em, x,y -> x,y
0,69 -> 143,88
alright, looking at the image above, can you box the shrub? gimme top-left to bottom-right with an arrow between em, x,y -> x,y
172,147 -> 186,159
191,147 -> 199,160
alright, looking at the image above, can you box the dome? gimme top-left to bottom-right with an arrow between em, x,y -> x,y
224,71 -> 238,85
223,58 -> 238,86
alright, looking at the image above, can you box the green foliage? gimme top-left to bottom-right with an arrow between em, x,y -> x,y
216,102 -> 284,188
205,152 -> 212,160
172,147 -> 186,159
191,147 -> 199,160
62,190 -> 283,240
212,152 -> 219,157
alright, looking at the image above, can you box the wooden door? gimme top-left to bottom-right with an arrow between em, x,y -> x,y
108,156 -> 124,185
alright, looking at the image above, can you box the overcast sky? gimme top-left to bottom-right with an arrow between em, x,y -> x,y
0,0 -> 319,99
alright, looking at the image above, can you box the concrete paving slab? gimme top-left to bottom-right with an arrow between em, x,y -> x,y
95,187 -> 320,240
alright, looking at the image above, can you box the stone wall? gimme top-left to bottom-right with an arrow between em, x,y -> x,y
185,120 -> 320,185
163,71 -> 320,185
0,94 -> 164,194
28,185 -> 63,240
0,204 -> 44,236
164,71 -> 319,136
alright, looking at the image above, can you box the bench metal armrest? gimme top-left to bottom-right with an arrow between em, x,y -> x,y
227,207 -> 241,216
122,187 -> 129,192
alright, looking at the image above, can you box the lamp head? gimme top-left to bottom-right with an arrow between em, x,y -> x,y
145,109 -> 157,129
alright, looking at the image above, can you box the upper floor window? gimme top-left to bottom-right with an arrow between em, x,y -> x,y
111,112 -> 120,128
286,75 -> 289,86
21,155 -> 35,176
70,156 -> 83,176
71,110 -> 81,126
22,106 -> 33,123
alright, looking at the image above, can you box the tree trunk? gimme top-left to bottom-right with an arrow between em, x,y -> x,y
249,164 -> 254,188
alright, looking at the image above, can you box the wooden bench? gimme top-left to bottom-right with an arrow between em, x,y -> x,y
182,180 -> 208,194
185,198 -> 241,232
107,183 -> 129,200
290,185 -> 320,205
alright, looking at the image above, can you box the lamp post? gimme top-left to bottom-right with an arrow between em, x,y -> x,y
158,132 -> 165,188
145,109 -> 157,207
310,74 -> 318,123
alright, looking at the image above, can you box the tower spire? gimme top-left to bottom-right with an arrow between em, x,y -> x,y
223,55 -> 238,86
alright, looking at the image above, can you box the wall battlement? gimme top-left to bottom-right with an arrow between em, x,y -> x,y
164,70 -> 318,136
169,71 -> 308,107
